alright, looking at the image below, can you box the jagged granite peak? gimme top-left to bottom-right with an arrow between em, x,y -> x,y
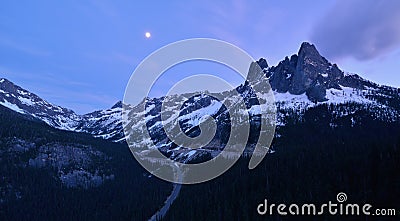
291,42 -> 325,94
247,60 -> 266,84
264,42 -> 345,102
298,42 -> 320,58
267,55 -> 297,93
292,42 -> 343,95
256,58 -> 268,70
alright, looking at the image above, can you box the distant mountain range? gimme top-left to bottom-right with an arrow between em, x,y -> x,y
1,42 -> 400,160
1,42 -> 400,220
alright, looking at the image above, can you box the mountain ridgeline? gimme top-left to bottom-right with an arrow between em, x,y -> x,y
1,42 -> 400,145
257,42 -> 398,104
1,42 -> 400,220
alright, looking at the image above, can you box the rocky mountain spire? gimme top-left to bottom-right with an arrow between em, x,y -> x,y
291,42 -> 325,94
263,42 -> 345,102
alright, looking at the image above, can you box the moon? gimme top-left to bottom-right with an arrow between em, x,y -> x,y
145,32 -> 151,38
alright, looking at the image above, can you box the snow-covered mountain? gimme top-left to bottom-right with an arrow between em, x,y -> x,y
264,43 -> 400,125
0,78 -> 81,130
0,78 -> 124,140
75,101 -> 124,141
1,42 -> 400,159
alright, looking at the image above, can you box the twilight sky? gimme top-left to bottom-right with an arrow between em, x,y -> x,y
1,0 -> 400,114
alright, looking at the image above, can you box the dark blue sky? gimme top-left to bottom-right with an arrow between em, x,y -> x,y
1,0 -> 400,114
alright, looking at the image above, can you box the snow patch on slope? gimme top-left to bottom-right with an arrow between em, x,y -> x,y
0,100 -> 25,114
324,87 -> 374,104
18,97 -> 34,106
179,100 -> 222,126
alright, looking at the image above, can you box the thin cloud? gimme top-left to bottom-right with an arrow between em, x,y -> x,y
84,51 -> 138,65
311,0 -> 400,61
0,36 -> 52,57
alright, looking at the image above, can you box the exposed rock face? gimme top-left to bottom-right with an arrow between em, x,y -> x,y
256,58 -> 268,70
267,55 -> 297,93
265,42 -> 345,102
339,73 -> 376,89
